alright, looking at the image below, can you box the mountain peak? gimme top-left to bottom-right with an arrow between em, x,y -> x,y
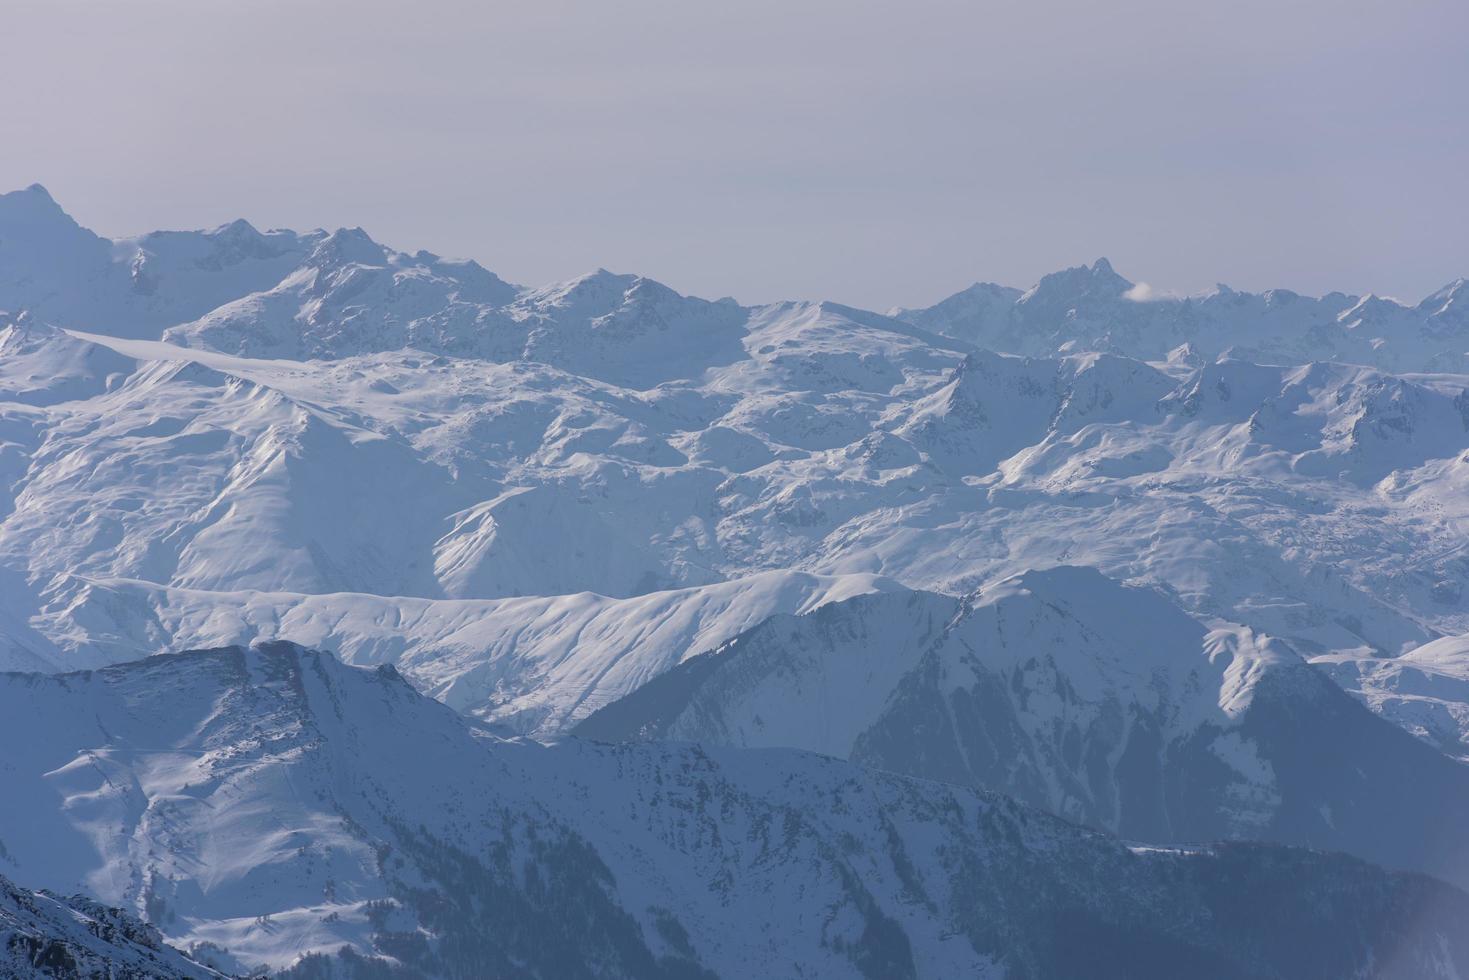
1420,276 -> 1469,313
1018,256 -> 1134,309
525,267 -> 640,310
308,225 -> 388,267
0,183 -> 111,291
0,183 -> 60,207
214,216 -> 263,240
1417,277 -> 1469,336
0,183 -> 76,226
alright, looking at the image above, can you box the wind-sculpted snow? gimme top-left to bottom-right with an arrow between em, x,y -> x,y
578,568 -> 1469,888
2,643 -> 1468,979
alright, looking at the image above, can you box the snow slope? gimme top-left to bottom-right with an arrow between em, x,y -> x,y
1,643 -> 1466,979
0,313 -> 134,407
577,567 -> 1469,887
22,569 -> 895,733
1316,635 -> 1469,762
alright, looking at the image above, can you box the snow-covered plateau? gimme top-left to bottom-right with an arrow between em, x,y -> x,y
4,182 -> 1469,976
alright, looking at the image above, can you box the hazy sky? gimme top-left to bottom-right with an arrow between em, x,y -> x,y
3,0 -> 1466,309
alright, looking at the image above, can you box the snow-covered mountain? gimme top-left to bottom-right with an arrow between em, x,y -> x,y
5,185 -> 1469,753
2,643 -> 1467,979
576,567 -> 1469,888
894,257 -> 1469,373
19,568 -> 896,733
7,185 -> 1469,974
0,184 -> 316,342
8,329 -> 1469,740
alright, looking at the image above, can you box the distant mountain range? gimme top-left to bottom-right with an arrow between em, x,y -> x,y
893,256 -> 1469,373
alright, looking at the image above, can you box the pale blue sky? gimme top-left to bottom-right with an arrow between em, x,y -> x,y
2,0 -> 1466,308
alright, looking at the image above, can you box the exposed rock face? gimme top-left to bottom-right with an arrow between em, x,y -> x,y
0,872 -> 224,978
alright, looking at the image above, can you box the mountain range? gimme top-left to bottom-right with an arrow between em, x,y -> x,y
4,642 -> 1469,979
4,183 -> 1469,976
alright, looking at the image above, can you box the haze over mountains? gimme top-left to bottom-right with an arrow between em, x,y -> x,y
4,183 -> 1469,976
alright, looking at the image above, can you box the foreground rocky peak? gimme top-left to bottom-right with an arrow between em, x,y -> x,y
1,871 -> 223,979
